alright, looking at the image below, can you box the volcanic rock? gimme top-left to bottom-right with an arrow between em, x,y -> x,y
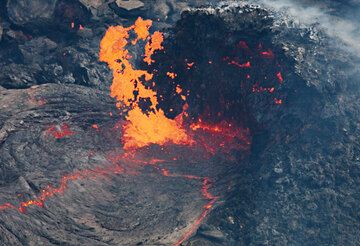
78,0 -> 113,20
183,3 -> 360,245
0,21 -> 3,41
109,0 -> 145,18
0,1 -> 359,245
116,0 -> 145,11
146,0 -> 191,22
79,0 -> 103,9
198,225 -> 226,242
0,29 -> 111,89
0,83 -> 233,245
6,0 -> 58,26
19,37 -> 58,64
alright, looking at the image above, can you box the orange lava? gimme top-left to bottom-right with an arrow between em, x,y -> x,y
0,164 -> 125,213
190,119 -> 251,155
227,59 -> 251,68
46,123 -> 75,139
175,85 -> 183,94
252,83 -> 275,93
144,31 -> 164,65
175,177 -> 217,246
166,72 -> 177,79
99,17 -> 192,150
186,62 -> 195,69
0,15 -> 271,246
277,71 -> 284,83
274,98 -> 283,105
152,166 -> 218,246
0,151 -> 219,246
260,49 -> 274,59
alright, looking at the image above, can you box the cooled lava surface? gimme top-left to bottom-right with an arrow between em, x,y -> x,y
0,1 -> 360,246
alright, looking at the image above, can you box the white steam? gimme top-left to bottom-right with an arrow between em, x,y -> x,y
257,0 -> 360,53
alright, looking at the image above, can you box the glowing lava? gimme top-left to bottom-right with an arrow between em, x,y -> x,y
0,15 -> 279,246
175,177 -> 218,246
99,17 -> 192,150
46,123 -> 75,139
277,71 -> 284,83
190,118 -> 251,155
0,151 -> 218,246
153,166 -> 218,246
260,49 -> 274,59
0,164 -> 124,213
231,60 -> 251,68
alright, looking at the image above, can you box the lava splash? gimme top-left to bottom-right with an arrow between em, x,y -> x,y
99,17 -> 192,150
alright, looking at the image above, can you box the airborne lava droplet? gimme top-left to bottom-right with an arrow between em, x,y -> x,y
186,62 -> 195,69
166,72 -> 177,79
277,71 -> 284,83
260,49 -> 274,59
274,98 -> 283,104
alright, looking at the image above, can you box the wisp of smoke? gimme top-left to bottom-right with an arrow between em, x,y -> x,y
257,0 -> 360,54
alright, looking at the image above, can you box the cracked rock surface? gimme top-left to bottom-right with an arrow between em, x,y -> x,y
0,0 -> 360,245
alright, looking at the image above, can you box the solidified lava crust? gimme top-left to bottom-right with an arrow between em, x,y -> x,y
0,1 -> 360,246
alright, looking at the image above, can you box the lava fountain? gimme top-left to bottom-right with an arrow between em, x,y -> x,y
99,17 -> 193,150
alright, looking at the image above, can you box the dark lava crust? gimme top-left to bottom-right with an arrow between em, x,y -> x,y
0,1 -> 360,246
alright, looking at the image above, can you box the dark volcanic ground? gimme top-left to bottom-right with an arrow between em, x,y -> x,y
1,0 -> 360,245
0,83 -> 237,245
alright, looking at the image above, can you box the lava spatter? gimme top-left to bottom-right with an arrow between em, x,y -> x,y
144,31 -> 164,65
99,17 -> 192,150
277,71 -> 284,83
260,49 -> 274,59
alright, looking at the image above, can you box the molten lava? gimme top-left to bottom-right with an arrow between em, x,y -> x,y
0,163 -> 124,213
277,71 -> 284,83
260,49 -> 274,59
152,165 -> 218,246
144,31 -> 164,65
99,17 -> 192,150
46,123 -> 75,139
190,119 -> 251,155
166,72 -> 177,79
0,151 -> 219,246
0,14 -> 289,246
274,98 -> 283,105
226,58 -> 252,68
